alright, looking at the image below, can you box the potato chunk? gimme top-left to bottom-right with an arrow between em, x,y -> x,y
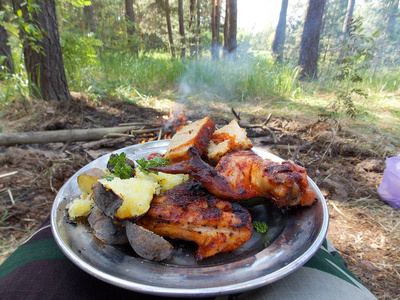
126,222 -> 173,261
77,168 -> 106,194
94,177 -> 158,221
135,168 -> 189,193
67,193 -> 94,221
87,206 -> 128,245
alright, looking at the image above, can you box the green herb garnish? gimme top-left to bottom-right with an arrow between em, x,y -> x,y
264,238 -> 271,248
103,174 -> 115,181
136,156 -> 169,175
253,221 -> 269,234
108,152 -> 133,179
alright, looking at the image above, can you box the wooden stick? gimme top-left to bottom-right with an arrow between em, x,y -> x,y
0,126 -> 160,146
0,171 -> 19,179
118,122 -> 159,127
7,189 -> 15,205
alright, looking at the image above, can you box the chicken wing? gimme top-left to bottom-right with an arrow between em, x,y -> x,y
136,180 -> 253,261
150,147 -> 316,207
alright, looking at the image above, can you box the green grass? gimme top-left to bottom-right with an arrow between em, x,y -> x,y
1,50 -> 399,147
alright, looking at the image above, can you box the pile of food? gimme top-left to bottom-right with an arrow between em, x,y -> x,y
67,117 -> 316,262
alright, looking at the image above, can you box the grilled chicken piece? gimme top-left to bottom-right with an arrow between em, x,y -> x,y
136,180 -> 252,261
150,148 -> 316,207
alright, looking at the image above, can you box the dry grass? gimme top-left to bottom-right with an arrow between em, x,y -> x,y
1,95 -> 399,299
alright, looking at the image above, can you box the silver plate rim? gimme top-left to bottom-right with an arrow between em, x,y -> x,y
51,140 -> 329,297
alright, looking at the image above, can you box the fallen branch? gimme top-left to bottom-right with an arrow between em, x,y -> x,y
231,109 -> 278,143
7,189 -> 15,205
0,171 -> 19,179
0,126 -> 160,146
291,142 -> 313,161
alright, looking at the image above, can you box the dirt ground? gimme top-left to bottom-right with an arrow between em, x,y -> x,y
1,97 -> 399,299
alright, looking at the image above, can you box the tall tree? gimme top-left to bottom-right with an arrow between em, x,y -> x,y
225,0 -> 237,56
178,0 -> 186,58
387,0 -> 399,37
0,0 -> 13,75
189,0 -> 197,57
223,0 -> 228,53
12,0 -> 70,100
196,0 -> 202,57
84,0 -> 96,33
164,0 -> 175,58
271,0 -> 289,62
372,0 -> 399,74
125,0 -> 137,54
341,0 -> 355,43
211,0 -> 221,60
298,0 -> 327,79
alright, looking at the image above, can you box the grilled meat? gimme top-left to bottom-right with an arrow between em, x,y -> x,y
136,180 -> 253,261
150,147 -> 316,207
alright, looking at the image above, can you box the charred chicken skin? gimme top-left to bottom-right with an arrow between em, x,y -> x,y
150,147 -> 316,207
136,180 -> 253,261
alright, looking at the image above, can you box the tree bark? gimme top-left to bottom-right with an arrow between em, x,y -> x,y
211,0 -> 221,60
125,0 -> 138,54
178,0 -> 186,58
84,0 -> 96,33
196,0 -> 202,57
12,0 -> 71,101
226,0 -> 237,56
297,0 -> 326,79
387,0 -> 399,37
271,0 -> 289,62
165,0 -> 175,58
223,0 -> 229,54
341,0 -> 355,43
188,0 -> 197,58
0,1 -> 14,75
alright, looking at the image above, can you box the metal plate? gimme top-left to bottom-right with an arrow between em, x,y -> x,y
51,140 -> 329,297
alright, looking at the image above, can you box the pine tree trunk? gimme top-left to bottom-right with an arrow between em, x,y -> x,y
84,1 -> 96,33
298,0 -> 326,79
342,0 -> 355,43
12,0 -> 70,101
0,25 -> 13,75
226,0 -> 237,56
223,0 -> 229,54
165,0 -> 175,58
211,0 -> 221,60
125,0 -> 137,54
189,0 -> 197,58
0,17 -> 14,75
196,0 -> 202,57
178,0 -> 186,58
271,0 -> 289,62
387,0 -> 399,37
0,1 -> 13,75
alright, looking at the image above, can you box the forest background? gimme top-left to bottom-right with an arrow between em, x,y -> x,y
1,0 -> 400,299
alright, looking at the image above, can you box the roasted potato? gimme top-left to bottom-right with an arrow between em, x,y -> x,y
87,207 -> 128,245
135,168 -> 189,193
93,177 -> 158,221
92,181 -> 124,218
77,168 -> 106,194
67,193 -> 94,221
126,222 -> 173,261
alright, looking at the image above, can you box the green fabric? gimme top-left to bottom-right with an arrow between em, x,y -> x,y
1,236 -> 363,293
0,238 -> 67,279
305,246 -> 361,288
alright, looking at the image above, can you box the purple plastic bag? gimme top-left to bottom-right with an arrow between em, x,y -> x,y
377,154 -> 400,209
